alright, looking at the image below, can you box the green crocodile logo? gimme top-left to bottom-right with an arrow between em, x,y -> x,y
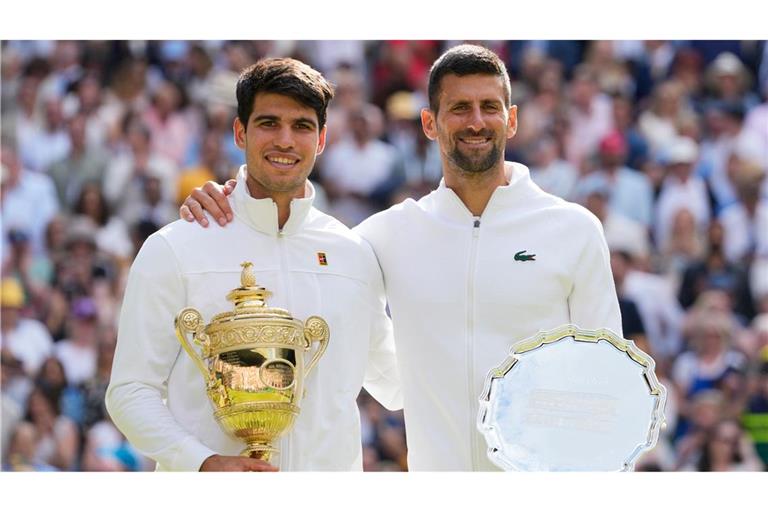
514,250 -> 536,262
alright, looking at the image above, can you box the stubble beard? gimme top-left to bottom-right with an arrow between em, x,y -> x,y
446,131 -> 503,175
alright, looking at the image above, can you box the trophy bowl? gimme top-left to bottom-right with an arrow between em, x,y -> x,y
174,262 -> 329,462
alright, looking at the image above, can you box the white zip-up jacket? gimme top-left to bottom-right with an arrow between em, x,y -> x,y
106,167 -> 401,471
355,162 -> 622,471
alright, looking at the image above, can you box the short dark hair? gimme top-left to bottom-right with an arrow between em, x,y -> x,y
427,44 -> 511,113
236,58 -> 335,131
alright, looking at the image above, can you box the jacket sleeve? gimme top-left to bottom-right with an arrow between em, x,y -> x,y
359,238 -> 403,411
105,232 -> 216,471
567,213 -> 623,336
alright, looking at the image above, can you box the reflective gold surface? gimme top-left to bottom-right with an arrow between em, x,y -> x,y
174,262 -> 329,462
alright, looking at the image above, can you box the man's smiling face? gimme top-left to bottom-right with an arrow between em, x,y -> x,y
422,73 -> 516,175
235,92 -> 326,198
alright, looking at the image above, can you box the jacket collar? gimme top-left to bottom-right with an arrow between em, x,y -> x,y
232,165 -> 315,236
430,162 -> 539,224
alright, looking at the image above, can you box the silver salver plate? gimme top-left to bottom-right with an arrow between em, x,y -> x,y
477,324 -> 666,471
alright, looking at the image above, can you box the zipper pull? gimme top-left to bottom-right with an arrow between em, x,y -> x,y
473,217 -> 480,229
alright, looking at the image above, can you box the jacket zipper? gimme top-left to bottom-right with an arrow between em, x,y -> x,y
467,217 -> 481,469
277,227 -> 294,471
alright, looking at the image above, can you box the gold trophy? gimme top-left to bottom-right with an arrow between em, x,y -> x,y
174,262 -> 329,462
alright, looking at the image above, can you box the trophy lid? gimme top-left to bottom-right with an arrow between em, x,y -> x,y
209,262 -> 294,325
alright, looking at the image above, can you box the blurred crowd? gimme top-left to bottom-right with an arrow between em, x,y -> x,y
1,40 -> 767,472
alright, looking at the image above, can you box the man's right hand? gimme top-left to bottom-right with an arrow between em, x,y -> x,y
179,179 -> 237,228
199,454 -> 279,472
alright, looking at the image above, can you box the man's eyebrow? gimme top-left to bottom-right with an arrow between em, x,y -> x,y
293,117 -> 317,128
252,114 -> 317,128
253,114 -> 279,123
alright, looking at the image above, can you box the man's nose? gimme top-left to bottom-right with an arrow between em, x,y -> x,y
273,126 -> 295,149
466,106 -> 486,132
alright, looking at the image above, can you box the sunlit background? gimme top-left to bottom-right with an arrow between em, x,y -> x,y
1,40 -> 767,472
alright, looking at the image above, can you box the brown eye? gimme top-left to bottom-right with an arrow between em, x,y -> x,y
260,360 -> 295,390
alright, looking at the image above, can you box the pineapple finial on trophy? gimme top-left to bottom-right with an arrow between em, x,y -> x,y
241,261 -> 256,287
226,261 -> 271,308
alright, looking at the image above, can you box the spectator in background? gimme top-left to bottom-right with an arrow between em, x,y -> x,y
64,72 -> 117,150
705,52 -> 762,112
119,168 -> 179,228
2,422 -> 58,471
72,182 -> 133,263
141,79 -> 196,167
673,307 -> 748,416
582,41 -> 636,99
1,61 -> 39,138
678,220 -> 755,321
718,161 -> 767,266
564,64 -> 614,171
638,80 -> 691,157
320,107 -> 403,225
512,58 -> 564,157
2,228 -> 51,311
200,99 -> 245,170
185,44 -> 215,106
37,41 -> 82,101
575,130 -> 654,228
323,67 -> 369,147
582,178 -> 649,260
1,141 -> 60,263
384,91 -> 442,191
177,129 -> 234,206
611,248 -> 684,361
611,94 -> 649,171
103,114 -> 177,223
101,56 -> 150,130
658,208 -> 707,291
47,112 -> 108,210
674,389 -> 726,469
17,96 -> 71,174
54,297 -> 100,386
528,136 -> 578,200
54,218 -> 99,301
23,385 -> 80,470
654,137 -> 711,253
667,47 -> 706,107
0,277 -> 53,378
699,100 -> 762,213
35,356 -> 85,426
690,419 -> 764,471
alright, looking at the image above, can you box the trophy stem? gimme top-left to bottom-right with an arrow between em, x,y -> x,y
241,444 -> 279,462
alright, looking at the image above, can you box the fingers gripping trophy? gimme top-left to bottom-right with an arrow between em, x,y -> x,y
174,262 -> 329,462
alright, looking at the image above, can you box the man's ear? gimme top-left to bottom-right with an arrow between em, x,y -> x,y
507,105 -> 518,140
233,117 -> 246,150
421,108 -> 438,141
316,125 -> 328,156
